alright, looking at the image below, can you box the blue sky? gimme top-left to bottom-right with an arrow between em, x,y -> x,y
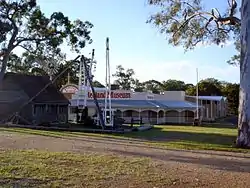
36,0 -> 239,85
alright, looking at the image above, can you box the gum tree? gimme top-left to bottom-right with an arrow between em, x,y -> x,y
0,0 -> 93,81
237,0 -> 250,148
147,0 -> 250,148
112,65 -> 136,90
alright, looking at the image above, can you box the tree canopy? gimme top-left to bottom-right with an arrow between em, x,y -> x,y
112,65 -> 136,90
113,65 -> 239,115
147,0 -> 241,64
0,0 -> 93,81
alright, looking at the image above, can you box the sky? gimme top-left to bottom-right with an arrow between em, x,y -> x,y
36,0 -> 240,85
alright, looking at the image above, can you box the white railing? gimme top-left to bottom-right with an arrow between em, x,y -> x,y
122,116 -> 193,124
69,113 -> 76,121
68,112 -> 195,124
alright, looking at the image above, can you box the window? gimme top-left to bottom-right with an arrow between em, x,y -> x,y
47,105 -> 57,113
59,105 -> 67,113
33,104 -> 46,115
124,110 -> 132,117
146,95 -> 154,100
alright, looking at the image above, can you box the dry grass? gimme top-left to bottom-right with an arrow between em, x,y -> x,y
0,124 -> 247,153
0,149 -> 172,188
1,127 -> 250,188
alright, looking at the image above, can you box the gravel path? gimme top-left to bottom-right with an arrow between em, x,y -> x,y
0,132 -> 250,188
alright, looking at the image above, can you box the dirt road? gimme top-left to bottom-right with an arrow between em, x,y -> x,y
0,132 -> 250,188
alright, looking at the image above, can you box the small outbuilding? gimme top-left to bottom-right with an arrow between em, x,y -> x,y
0,72 -> 69,125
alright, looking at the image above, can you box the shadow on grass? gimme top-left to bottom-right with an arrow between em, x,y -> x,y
107,148 -> 250,173
112,127 -> 236,147
2,127 -> 250,172
0,177 -> 67,188
1,126 -> 236,147
198,124 -> 236,129
166,123 -> 236,129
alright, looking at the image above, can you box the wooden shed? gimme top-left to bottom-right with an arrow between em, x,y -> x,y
0,72 -> 69,125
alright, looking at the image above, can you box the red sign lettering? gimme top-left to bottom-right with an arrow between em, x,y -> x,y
88,92 -> 131,99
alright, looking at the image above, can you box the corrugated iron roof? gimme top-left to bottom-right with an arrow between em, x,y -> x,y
157,100 -> 199,108
2,73 -> 69,104
187,95 -> 225,101
70,99 -> 157,108
70,99 -> 199,109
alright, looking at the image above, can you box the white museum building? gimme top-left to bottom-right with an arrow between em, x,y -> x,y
60,84 -> 228,124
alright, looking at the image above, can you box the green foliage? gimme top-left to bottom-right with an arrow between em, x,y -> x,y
53,62 -> 79,89
7,53 -> 30,73
7,52 -> 81,89
186,78 -> 223,96
147,0 -> 241,64
112,65 -> 136,90
0,0 -> 93,78
222,83 -> 239,115
112,66 -> 239,114
185,78 -> 239,115
227,39 -> 240,65
143,80 -> 163,94
92,80 -> 105,88
162,79 -> 189,91
134,79 -> 145,92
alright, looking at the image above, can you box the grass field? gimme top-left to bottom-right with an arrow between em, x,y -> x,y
1,125 -> 250,188
0,124 -> 246,153
0,150 -> 169,188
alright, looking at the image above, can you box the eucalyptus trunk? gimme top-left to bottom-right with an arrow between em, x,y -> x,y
236,0 -> 250,148
0,52 -> 10,83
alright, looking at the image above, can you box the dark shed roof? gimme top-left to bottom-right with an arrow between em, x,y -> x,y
1,72 -> 69,104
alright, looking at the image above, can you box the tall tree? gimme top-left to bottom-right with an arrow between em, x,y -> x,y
92,80 -> 105,88
147,0 -> 250,148
143,79 -> 163,93
184,83 -> 195,94
134,79 -> 145,92
222,83 -> 239,115
112,65 -> 135,90
237,0 -> 250,147
186,78 -> 223,96
6,51 -> 79,89
53,62 -> 79,89
162,79 -> 187,91
147,0 -> 240,62
0,0 -> 93,81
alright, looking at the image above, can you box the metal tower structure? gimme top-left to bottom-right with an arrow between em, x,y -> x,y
76,39 -> 113,129
77,50 -> 96,109
77,55 -> 84,108
82,55 -> 105,129
196,68 -> 199,119
104,37 -> 113,127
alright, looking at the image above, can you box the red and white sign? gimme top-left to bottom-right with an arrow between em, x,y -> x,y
88,92 -> 131,99
61,85 -> 78,93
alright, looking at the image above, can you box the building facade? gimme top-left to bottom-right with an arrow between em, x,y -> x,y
61,84 -> 228,124
0,73 -> 69,125
185,96 -> 228,122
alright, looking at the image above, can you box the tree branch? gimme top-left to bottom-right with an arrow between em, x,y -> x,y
14,37 -> 48,48
217,16 -> 240,25
174,9 -> 240,41
18,44 -> 34,54
4,3 -> 19,53
1,12 -> 19,57
228,0 -> 237,17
